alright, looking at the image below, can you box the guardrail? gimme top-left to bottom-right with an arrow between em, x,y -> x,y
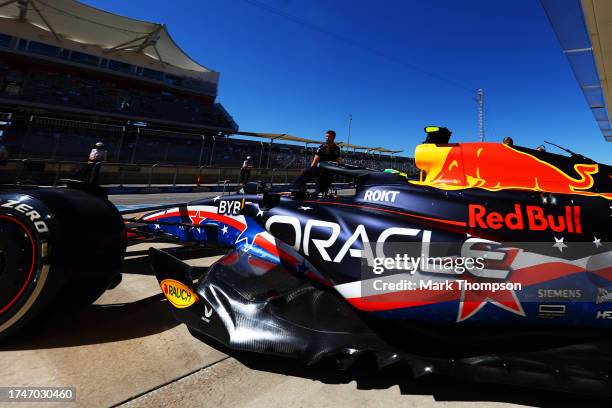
0,158 -> 306,187
0,158 -> 418,190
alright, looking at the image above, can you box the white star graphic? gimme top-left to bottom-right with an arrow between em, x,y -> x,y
154,224 -> 160,230
553,236 -> 567,253
298,206 -> 312,211
213,195 -> 221,202
221,225 -> 229,235
257,209 -> 264,217
235,226 -> 266,253
594,236 -> 603,248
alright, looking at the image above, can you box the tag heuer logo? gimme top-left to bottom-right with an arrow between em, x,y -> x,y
596,288 -> 612,305
596,310 -> 612,320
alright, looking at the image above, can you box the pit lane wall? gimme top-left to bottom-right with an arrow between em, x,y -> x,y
0,159 -> 351,193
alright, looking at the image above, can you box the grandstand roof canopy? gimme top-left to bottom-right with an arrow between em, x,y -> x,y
235,131 -> 320,144
0,0 -> 212,75
235,132 -> 405,154
368,147 -> 403,154
541,0 -> 612,141
337,142 -> 370,150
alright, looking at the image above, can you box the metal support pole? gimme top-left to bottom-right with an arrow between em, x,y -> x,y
148,163 -> 158,187
19,115 -> 33,158
116,126 -> 125,162
266,140 -> 273,169
131,128 -> 140,164
198,135 -> 205,166
119,165 -> 125,187
259,142 -> 264,169
476,88 -> 484,142
209,135 -> 216,166
163,142 -> 169,163
51,131 -> 60,160
53,162 -> 61,187
348,113 -> 352,146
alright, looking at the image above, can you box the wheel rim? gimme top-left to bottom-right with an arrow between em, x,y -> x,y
0,215 -> 36,317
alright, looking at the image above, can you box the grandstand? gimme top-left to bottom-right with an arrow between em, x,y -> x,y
0,0 -> 413,183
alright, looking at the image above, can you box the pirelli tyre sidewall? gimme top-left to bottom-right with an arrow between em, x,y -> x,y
0,194 -> 58,339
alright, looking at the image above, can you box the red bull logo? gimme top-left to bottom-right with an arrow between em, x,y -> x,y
468,204 -> 582,233
411,143 -> 612,199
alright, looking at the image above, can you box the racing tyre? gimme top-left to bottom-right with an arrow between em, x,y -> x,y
0,188 -> 126,339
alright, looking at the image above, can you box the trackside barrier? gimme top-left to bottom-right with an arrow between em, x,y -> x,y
0,159 -> 386,193
0,159 -> 309,188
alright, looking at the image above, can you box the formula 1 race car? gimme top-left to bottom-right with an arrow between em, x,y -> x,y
1,128 -> 611,396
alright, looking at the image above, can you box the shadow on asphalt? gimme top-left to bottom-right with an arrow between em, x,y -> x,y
0,248 -> 220,351
238,353 -> 612,407
0,293 -> 179,351
193,334 -> 612,408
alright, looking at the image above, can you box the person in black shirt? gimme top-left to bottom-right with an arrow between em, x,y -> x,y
312,130 -> 340,196
291,130 -> 341,197
312,130 -> 341,167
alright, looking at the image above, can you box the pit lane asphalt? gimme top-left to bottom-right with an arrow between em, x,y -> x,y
0,192 -> 607,407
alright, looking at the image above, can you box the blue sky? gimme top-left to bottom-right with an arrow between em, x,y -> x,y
87,0 -> 612,162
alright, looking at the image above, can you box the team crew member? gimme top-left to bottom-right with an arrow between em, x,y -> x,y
82,141 -> 107,183
240,155 -> 253,184
291,130 -> 341,197
312,130 -> 341,167
312,130 -> 341,196
89,142 -> 108,163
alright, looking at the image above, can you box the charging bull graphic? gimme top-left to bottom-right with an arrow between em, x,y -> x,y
411,143 -> 612,199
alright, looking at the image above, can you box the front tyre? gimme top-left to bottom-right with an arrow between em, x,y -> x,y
0,200 -> 56,339
0,189 -> 126,340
